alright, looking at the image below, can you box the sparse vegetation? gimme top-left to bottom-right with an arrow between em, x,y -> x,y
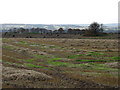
2,38 -> 119,88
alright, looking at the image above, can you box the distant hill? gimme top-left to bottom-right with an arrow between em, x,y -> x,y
104,23 -> 117,27
0,23 -> 118,33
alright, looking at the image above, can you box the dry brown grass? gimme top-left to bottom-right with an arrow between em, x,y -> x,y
2,38 -> 119,88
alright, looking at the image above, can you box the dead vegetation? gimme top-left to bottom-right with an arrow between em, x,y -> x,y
2,38 -> 119,88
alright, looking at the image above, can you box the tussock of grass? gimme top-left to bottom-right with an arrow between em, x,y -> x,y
67,54 -> 82,59
3,61 -> 22,66
24,59 -> 34,62
68,63 -> 118,72
48,58 -> 62,61
89,63 -> 118,71
67,52 -> 105,60
17,58 -> 34,62
29,44 -> 40,47
33,54 -> 45,59
86,52 -> 105,56
49,45 -> 57,48
92,73 -> 118,86
111,56 -> 120,60
76,59 -> 109,62
47,61 -> 70,67
105,56 -> 120,62
18,41 -> 28,44
3,45 -> 13,49
24,63 -> 50,69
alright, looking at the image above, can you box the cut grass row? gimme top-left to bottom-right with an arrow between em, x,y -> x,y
3,44 -> 119,62
2,52 -> 118,72
2,39 -> 119,72
3,40 -> 119,61
3,44 -> 119,66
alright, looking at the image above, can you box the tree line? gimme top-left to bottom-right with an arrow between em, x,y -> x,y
3,22 -> 105,37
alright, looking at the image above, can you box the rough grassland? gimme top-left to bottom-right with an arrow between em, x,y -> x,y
2,38 -> 119,88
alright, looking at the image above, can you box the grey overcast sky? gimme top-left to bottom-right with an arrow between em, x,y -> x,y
0,0 -> 119,24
